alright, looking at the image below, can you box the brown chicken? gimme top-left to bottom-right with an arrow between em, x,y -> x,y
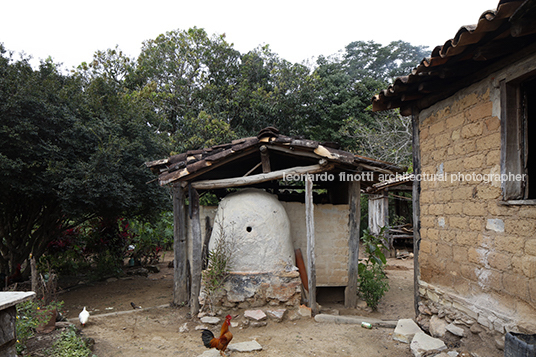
201,314 -> 233,356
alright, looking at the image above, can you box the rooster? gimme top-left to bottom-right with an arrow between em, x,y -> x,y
201,314 -> 233,356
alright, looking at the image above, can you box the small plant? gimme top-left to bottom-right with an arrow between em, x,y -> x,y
15,299 -> 65,355
358,263 -> 389,310
361,226 -> 389,266
202,220 -> 236,313
358,227 -> 390,310
46,325 -> 96,357
16,300 -> 41,355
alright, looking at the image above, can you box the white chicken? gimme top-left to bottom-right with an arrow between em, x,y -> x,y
79,306 -> 89,327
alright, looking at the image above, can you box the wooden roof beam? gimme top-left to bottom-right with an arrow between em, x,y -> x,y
188,161 -> 333,190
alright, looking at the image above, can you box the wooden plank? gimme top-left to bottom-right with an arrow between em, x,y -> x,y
499,199 -> 536,205
345,180 -> 360,308
172,184 -> 188,305
500,79 -> 524,200
265,144 -> 320,160
305,176 -> 318,315
190,163 -> 334,190
243,162 -> 262,177
189,185 -> 202,316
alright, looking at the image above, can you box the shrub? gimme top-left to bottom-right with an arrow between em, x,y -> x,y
42,217 -> 128,278
127,212 -> 174,265
202,220 -> 236,313
16,299 -> 64,355
358,227 -> 390,310
358,263 -> 389,310
47,325 -> 96,357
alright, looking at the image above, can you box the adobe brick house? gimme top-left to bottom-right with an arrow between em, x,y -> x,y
373,0 -> 536,346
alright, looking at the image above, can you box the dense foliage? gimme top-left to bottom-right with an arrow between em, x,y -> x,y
0,44 -> 169,275
0,29 -> 427,277
42,215 -> 173,278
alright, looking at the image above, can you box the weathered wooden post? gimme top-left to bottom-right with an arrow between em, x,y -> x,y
172,184 -> 188,306
305,175 -> 318,315
345,179 -> 361,308
412,112 -> 421,316
189,185 -> 202,316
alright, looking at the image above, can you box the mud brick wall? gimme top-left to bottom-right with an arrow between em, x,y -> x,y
417,57 -> 536,336
281,202 -> 350,287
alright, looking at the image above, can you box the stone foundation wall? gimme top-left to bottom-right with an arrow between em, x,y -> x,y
417,56 -> 536,340
201,270 -> 301,309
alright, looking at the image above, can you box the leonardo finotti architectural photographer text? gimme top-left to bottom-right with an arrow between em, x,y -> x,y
282,171 -> 526,183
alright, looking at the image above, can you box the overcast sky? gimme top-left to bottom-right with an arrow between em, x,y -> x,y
2,0 -> 498,70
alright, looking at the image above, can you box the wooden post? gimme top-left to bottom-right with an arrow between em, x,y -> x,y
345,179 -> 360,308
189,185 -> 202,316
412,112 -> 421,317
30,255 -> 37,294
260,145 -> 271,173
305,175 -> 318,315
172,184 -> 188,305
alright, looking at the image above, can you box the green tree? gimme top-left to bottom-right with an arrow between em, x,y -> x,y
0,45 -> 168,274
133,27 -> 240,150
172,111 -> 237,154
344,40 -> 428,82
306,55 -> 379,147
309,40 -> 427,156
341,109 -> 413,166
230,45 -> 317,137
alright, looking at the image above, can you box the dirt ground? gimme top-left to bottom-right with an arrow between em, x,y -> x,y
42,253 -> 499,357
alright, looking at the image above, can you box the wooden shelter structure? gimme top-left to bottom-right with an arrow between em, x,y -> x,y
366,174 -> 413,256
146,127 -> 403,315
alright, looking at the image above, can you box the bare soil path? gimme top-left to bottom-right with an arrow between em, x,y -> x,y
57,255 -> 416,356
